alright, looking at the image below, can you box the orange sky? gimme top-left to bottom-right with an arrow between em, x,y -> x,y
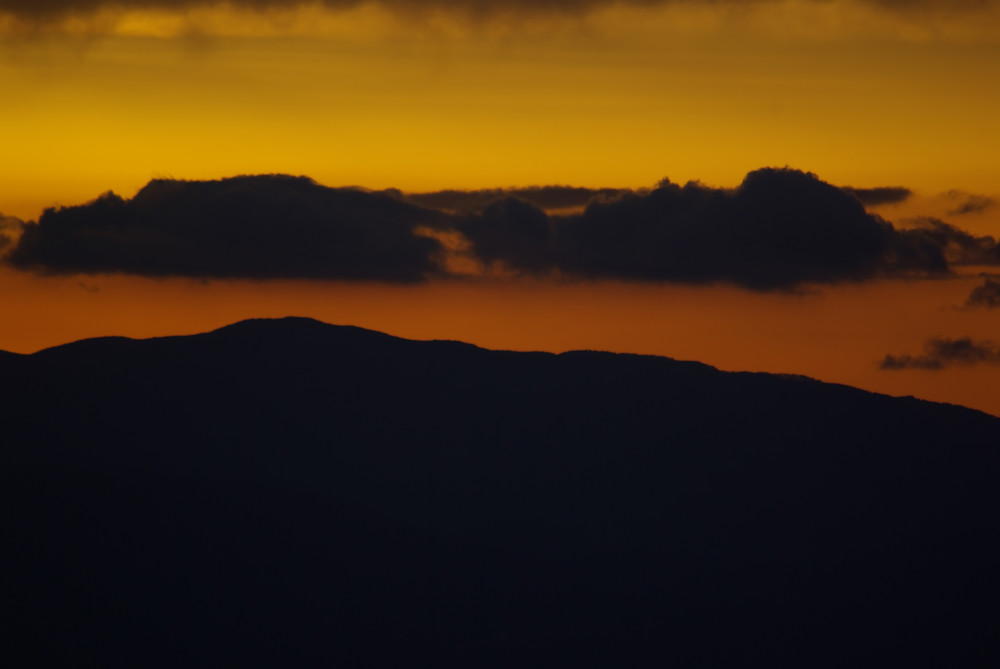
2,0 -> 1000,415
1,265 -> 999,416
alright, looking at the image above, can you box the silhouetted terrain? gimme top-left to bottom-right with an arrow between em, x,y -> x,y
3,317 -> 999,667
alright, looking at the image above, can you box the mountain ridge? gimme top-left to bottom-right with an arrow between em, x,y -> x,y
3,317 -> 999,667
13,315 -> 995,420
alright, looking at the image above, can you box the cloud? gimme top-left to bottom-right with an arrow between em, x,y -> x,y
945,192 -> 997,217
880,337 -> 1000,370
965,277 -> 1000,308
840,186 -> 912,207
398,186 -> 632,214
460,197 -> 554,272
408,183 -> 906,215
6,175 -> 446,282
459,167 -> 949,289
896,217 -> 999,265
6,168 -> 987,289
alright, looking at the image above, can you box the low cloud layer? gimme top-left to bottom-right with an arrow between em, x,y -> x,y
8,175 -> 445,282
6,168 -> 993,289
880,337 -> 1000,370
965,277 -> 1000,309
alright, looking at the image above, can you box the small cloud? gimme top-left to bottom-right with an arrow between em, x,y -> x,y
401,186 -> 631,214
841,186 -> 912,207
75,281 -> 101,294
965,277 -> 1000,308
880,337 -> 1000,370
946,194 -> 997,217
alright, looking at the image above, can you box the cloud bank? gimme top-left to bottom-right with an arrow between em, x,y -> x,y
8,175 -> 445,282
880,337 -> 1000,370
7,168 -> 989,288
456,168 -> 949,289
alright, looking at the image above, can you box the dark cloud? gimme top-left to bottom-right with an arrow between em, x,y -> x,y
2,0 -> 997,21
6,175 -> 446,282
897,217 -> 999,265
880,337 -> 1000,370
6,168 -> 987,289
407,183 -> 909,215
945,192 -> 997,217
840,186 -> 912,207
460,197 -> 553,271
398,186 -> 632,214
965,277 -> 1000,308
459,167 -> 948,289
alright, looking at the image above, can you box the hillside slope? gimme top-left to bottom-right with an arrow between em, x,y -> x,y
3,317 -> 999,667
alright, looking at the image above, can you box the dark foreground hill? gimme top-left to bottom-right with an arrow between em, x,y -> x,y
2,317 -> 999,667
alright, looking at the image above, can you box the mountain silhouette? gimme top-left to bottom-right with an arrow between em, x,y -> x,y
3,317 -> 999,667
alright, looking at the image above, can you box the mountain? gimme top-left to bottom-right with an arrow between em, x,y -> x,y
3,317 -> 999,667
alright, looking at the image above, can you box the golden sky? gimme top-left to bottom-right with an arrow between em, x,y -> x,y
3,1 -> 999,217
2,0 -> 1000,414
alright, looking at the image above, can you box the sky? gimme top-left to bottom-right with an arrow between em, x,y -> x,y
2,0 -> 1000,415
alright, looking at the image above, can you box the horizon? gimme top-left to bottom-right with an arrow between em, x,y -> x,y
9,314 -> 1000,421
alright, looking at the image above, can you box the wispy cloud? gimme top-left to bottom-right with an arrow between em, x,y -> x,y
0,213 -> 23,254
965,277 -> 1000,309
896,217 -> 999,266
880,337 -> 1000,370
400,186 -> 632,214
944,192 -> 997,217
841,186 -> 912,207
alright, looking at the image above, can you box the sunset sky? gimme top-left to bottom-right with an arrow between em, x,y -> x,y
2,0 -> 1000,414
